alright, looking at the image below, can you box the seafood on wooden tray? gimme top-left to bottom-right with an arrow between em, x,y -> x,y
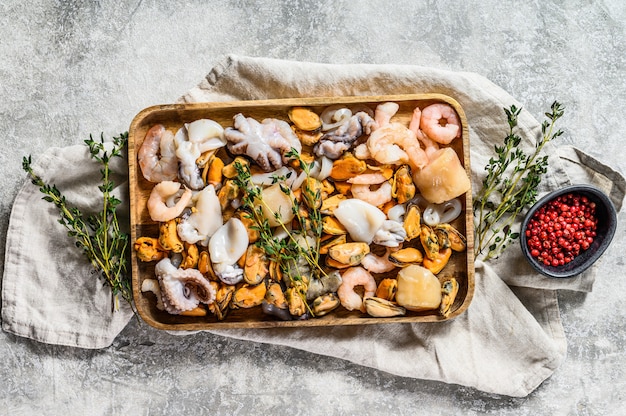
134,100 -> 470,322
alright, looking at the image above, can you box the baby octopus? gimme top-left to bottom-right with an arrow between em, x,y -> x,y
155,257 -> 216,315
224,113 -> 302,172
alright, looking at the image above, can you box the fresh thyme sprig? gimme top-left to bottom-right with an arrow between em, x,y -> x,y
473,102 -> 564,260
285,148 -> 325,270
22,132 -> 134,313
233,151 -> 327,278
232,149 -> 328,316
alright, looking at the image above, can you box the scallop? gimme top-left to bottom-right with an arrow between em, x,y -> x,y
334,199 -> 386,244
396,265 -> 442,311
256,183 -> 295,227
413,148 -> 471,204
208,218 -> 249,266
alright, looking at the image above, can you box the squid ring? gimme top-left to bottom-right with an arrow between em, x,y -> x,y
423,198 -> 462,226
320,105 -> 352,131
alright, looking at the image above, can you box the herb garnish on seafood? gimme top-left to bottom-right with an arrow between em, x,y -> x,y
22,133 -> 134,313
473,102 -> 564,260
233,148 -> 328,315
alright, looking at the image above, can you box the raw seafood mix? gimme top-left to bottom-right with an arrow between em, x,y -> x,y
134,101 -> 471,321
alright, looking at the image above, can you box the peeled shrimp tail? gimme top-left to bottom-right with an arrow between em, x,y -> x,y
351,182 -> 393,206
138,124 -> 179,183
147,181 -> 193,222
416,130 -> 440,160
409,107 -> 439,162
337,266 -> 377,312
366,120 -> 429,170
405,141 -> 430,171
361,249 -> 397,273
420,103 -> 461,145
374,102 -> 400,127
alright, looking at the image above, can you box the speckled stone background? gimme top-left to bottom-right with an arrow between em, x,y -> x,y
1,0 -> 625,414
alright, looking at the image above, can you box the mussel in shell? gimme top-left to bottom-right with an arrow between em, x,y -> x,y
363,297 -> 406,317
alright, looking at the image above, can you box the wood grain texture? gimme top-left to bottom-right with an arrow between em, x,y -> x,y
128,94 -> 475,331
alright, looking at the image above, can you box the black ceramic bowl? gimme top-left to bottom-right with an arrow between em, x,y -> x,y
520,184 -> 617,278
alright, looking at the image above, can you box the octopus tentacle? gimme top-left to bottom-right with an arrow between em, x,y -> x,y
155,258 -> 216,315
313,140 -> 350,160
314,112 -> 377,159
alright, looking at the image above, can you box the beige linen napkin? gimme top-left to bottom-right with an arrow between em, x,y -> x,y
3,55 -> 624,396
2,144 -> 133,348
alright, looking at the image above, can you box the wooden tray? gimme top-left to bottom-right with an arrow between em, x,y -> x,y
128,94 -> 475,330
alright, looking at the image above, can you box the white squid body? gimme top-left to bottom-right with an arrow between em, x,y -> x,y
334,199 -> 387,244
209,218 -> 249,284
185,119 -> 227,152
177,185 -> 223,245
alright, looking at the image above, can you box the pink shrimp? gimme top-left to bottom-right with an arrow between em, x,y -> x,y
351,182 -> 393,206
347,172 -> 389,185
147,181 -> 193,222
367,103 -> 429,170
138,124 -> 179,183
353,142 -> 371,160
374,102 -> 400,127
361,248 -> 397,273
420,103 -> 461,145
348,170 -> 394,206
409,107 -> 439,160
337,266 -> 377,312
367,124 -> 429,170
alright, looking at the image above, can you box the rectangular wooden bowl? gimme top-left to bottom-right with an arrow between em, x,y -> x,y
129,93 -> 475,330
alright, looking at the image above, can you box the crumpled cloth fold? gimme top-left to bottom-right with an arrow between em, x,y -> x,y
3,55 -> 624,397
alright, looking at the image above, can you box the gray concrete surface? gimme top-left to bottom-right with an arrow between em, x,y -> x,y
1,0 -> 625,414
